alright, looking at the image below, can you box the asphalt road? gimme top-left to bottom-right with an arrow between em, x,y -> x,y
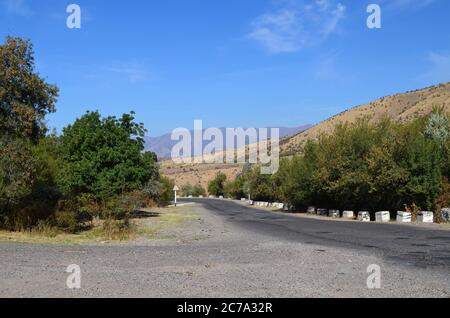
185,199 -> 450,269
1,198 -> 449,297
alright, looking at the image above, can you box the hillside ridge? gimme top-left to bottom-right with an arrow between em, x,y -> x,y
281,82 -> 450,155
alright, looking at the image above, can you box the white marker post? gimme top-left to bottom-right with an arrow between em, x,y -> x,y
173,185 -> 180,207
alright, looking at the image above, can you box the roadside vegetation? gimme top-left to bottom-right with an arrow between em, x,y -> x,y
208,172 -> 227,197
225,111 -> 450,221
0,36 -> 176,240
181,183 -> 207,198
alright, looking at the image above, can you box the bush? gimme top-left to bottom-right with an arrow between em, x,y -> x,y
181,183 -> 206,197
224,178 -> 246,199
0,136 -> 62,230
55,210 -> 80,233
208,172 -> 227,196
104,192 -> 150,220
159,176 -> 175,206
101,218 -> 135,241
0,137 -> 36,228
55,195 -> 96,233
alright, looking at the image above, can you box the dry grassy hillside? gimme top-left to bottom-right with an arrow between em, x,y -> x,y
281,82 -> 450,155
160,160 -> 242,192
161,82 -> 450,190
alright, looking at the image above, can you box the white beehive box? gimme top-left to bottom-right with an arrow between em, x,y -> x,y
376,211 -> 390,223
329,210 -> 340,218
396,211 -> 412,223
307,206 -> 316,214
418,211 -> 434,223
358,212 -> 371,222
343,211 -> 354,219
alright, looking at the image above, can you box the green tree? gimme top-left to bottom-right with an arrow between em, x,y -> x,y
0,37 -> 59,228
0,37 -> 58,140
208,172 -> 227,196
59,111 -> 159,203
0,138 -> 35,214
224,177 -> 246,199
247,166 -> 279,202
279,117 -> 445,213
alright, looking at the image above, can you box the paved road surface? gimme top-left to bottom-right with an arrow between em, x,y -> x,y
0,199 -> 449,298
187,199 -> 450,269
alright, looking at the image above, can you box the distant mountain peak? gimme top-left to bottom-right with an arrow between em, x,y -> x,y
145,125 -> 311,159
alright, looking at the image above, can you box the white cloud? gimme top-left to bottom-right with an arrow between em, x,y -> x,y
2,0 -> 33,16
248,0 -> 346,54
420,52 -> 450,84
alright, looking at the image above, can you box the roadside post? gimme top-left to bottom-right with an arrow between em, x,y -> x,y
173,185 -> 180,207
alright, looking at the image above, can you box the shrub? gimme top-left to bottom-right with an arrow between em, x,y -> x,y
159,176 -> 175,206
55,210 -> 80,233
181,183 -> 206,197
55,194 -> 96,233
103,192 -> 150,221
101,218 -> 135,241
208,172 -> 227,196
224,178 -> 246,199
192,184 -> 207,197
181,184 -> 194,197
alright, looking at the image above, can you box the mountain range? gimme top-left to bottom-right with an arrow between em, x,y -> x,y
145,125 -> 311,159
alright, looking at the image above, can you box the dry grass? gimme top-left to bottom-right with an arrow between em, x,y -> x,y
136,206 -> 200,240
0,227 -> 110,245
0,206 -> 202,245
160,161 -> 242,191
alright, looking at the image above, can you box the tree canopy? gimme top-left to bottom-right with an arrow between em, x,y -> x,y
0,36 -> 59,141
59,111 -> 159,200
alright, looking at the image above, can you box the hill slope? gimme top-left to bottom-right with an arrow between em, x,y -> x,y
146,125 -> 311,159
281,82 -> 450,155
161,82 -> 450,191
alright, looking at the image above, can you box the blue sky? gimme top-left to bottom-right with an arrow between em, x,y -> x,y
1,0 -> 450,136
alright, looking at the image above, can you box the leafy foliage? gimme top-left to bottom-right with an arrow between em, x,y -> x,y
276,116 -> 448,212
0,36 -> 60,229
0,36 -> 166,234
181,183 -> 206,197
159,176 -> 175,206
232,112 -> 449,216
0,37 -> 58,141
208,172 -> 227,196
58,111 -> 158,200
